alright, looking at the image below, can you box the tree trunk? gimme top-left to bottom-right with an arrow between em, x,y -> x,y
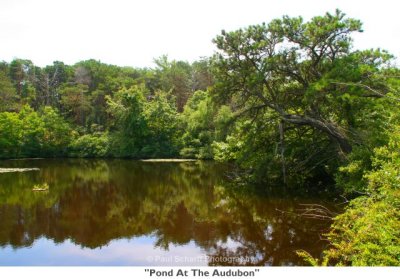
255,92 -> 353,154
278,121 -> 287,184
282,114 -> 352,154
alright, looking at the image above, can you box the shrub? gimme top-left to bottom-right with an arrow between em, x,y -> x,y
69,132 -> 110,157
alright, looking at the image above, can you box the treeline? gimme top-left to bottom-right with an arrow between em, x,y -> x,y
0,56 -> 227,159
1,10 -> 399,265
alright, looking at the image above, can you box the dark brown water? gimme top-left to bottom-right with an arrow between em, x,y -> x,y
0,159 -> 339,266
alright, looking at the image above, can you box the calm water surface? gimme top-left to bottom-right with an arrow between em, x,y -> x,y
0,159 -> 339,266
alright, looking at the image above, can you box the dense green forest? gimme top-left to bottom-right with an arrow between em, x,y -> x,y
0,55 -> 216,159
0,10 -> 399,265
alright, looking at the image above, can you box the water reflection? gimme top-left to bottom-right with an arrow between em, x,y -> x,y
0,159 -> 336,265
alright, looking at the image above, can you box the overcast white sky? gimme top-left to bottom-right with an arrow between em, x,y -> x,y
1,0 -> 399,68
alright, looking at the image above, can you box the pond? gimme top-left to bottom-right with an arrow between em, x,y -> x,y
0,159 -> 340,266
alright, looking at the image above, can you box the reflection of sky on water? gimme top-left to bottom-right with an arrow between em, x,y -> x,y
0,236 -> 210,266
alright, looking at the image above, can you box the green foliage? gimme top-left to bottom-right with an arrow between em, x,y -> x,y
335,71 -> 400,193
0,111 -> 23,157
142,91 -> 182,157
40,106 -> 72,156
69,132 -> 110,157
214,105 -> 233,140
180,90 -> 231,159
0,56 -> 217,159
154,55 -> 193,112
106,85 -> 148,156
326,196 -> 399,266
296,250 -> 329,266
303,127 -> 400,266
0,70 -> 19,112
211,9 -> 396,185
0,105 -> 72,158
60,84 -> 91,126
106,86 -> 182,158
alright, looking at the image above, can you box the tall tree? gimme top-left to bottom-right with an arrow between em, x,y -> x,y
0,71 -> 18,112
60,84 -> 91,126
191,59 -> 214,92
154,56 -> 192,112
36,61 -> 72,107
106,85 -> 148,156
212,10 -> 392,155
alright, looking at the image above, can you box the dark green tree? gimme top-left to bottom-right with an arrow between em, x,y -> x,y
143,91 -> 182,157
212,10 -> 394,181
212,10 -> 392,154
0,70 -> 19,112
154,56 -> 192,112
106,85 -> 148,156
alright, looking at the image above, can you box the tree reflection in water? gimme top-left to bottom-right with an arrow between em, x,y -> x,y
0,159 -> 338,265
